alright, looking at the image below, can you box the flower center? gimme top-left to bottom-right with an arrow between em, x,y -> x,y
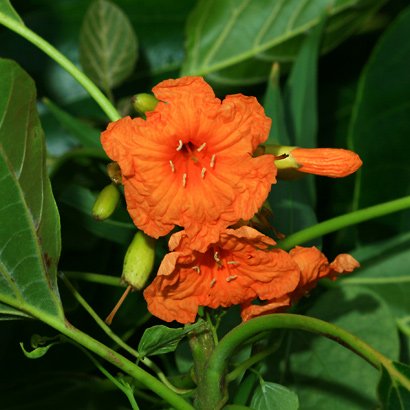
169,139 -> 217,188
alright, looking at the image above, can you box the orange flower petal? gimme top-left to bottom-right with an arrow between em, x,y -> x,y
291,148 -> 362,178
240,296 -> 291,321
101,77 -> 275,251
289,246 -> 360,300
144,227 -> 300,323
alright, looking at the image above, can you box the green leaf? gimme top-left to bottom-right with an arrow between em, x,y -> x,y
43,98 -> 105,151
289,286 -> 399,409
182,0 -> 386,77
264,63 -> 289,145
0,0 -> 24,24
20,341 -> 56,359
342,232 -> 410,321
138,322 -> 203,358
251,381 -> 299,410
284,15 -> 326,147
79,0 -> 138,92
378,362 -> 410,410
0,59 -> 63,319
349,6 -> 410,242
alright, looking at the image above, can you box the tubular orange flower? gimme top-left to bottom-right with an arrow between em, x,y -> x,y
289,147 -> 362,178
241,246 -> 360,321
143,226 -> 300,324
101,77 -> 276,251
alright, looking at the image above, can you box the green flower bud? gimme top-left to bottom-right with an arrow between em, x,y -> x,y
132,93 -> 159,114
92,183 -> 120,220
122,231 -> 156,290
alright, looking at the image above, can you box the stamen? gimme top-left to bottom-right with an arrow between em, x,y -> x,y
182,173 -> 187,187
197,142 -> 207,152
201,167 -> 207,178
176,139 -> 183,151
210,154 -> 216,168
192,265 -> 201,273
227,261 -> 240,265
226,275 -> 237,282
210,278 -> 216,288
214,251 -> 221,263
169,160 -> 175,173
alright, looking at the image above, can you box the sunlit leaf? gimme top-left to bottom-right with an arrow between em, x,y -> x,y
79,0 -> 138,92
182,0 -> 386,78
0,59 -> 63,319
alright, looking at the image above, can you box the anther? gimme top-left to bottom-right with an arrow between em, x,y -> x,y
176,140 -> 183,151
201,167 -> 207,178
210,278 -> 216,288
197,142 -> 206,152
227,261 -> 239,265
214,251 -> 221,263
182,173 -> 187,187
192,265 -> 201,273
210,154 -> 216,168
226,275 -> 237,282
169,160 -> 175,173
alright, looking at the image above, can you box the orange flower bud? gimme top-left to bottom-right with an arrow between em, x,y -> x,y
290,147 -> 362,178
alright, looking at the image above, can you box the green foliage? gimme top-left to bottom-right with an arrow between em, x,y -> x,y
182,0 -> 386,82
0,59 -> 63,319
378,362 -> 410,409
250,381 -> 299,410
138,322 -> 203,358
0,1 -> 409,409
288,286 -> 399,409
349,5 -> 410,242
79,0 -> 138,94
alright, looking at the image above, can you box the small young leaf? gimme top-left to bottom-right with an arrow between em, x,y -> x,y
138,322 -> 202,358
20,342 -> 56,359
79,0 -> 138,92
250,381 -> 299,410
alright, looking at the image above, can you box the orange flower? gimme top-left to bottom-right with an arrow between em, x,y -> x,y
241,246 -> 360,321
101,77 -> 276,251
289,147 -> 362,178
143,226 -> 300,324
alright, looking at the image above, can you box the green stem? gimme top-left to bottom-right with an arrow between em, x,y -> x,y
76,343 -> 140,410
60,273 -> 192,395
278,196 -> 410,250
0,12 -> 120,122
203,313 -> 405,409
39,312 -> 194,410
63,270 -> 124,287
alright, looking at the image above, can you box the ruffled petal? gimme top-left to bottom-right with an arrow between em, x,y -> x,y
240,296 -> 291,321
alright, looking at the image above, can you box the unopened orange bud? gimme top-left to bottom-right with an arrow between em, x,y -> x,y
291,147 -> 362,178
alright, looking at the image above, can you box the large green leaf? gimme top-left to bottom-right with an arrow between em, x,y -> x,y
289,286 -> 399,409
250,381 -> 299,410
181,0 -> 386,78
79,0 -> 138,92
341,232 -> 410,321
378,362 -> 410,410
349,6 -> 410,242
0,59 -> 63,319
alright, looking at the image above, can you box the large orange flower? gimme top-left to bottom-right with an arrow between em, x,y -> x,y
241,246 -> 360,321
101,77 -> 276,251
143,226 -> 300,324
